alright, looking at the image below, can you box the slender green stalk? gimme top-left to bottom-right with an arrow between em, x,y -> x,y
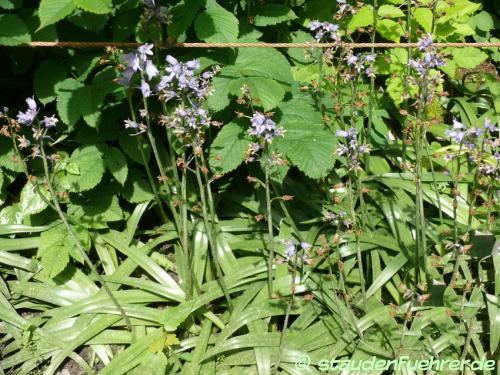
181,152 -> 192,298
277,255 -> 297,369
402,0 -> 413,164
396,299 -> 414,358
450,144 -> 464,285
127,94 -> 168,222
365,0 -> 378,171
424,141 -> 444,225
347,179 -> 367,306
485,163 -> 499,231
466,137 -> 486,232
141,95 -> 183,234
38,129 -> 132,333
194,155 -> 232,309
264,158 -> 276,299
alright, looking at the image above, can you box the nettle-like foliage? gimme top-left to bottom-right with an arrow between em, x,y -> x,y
0,0 -> 499,374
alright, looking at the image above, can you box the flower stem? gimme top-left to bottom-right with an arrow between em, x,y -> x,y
194,155 -> 232,309
127,94 -> 168,222
264,158 -> 275,299
38,130 -> 132,334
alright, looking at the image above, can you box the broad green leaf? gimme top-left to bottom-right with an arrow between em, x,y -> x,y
121,169 -> 154,203
377,19 -> 405,42
253,5 -> 297,27
274,121 -> 337,179
233,48 -> 293,84
469,11 -> 494,32
73,0 -> 112,14
65,144 -> 106,192
34,59 -> 67,105
105,147 -> 128,186
228,76 -> 286,111
78,85 -> 102,128
377,5 -> 405,18
55,78 -> 85,126
414,8 -> 433,32
38,224 -> 90,278
19,182 -> 49,217
68,8 -> 108,31
167,0 -> 203,40
0,0 -> 22,9
194,0 -> 239,43
0,14 -> 30,46
288,30 -> 318,64
298,0 -> 335,24
38,0 -> 76,28
0,139 -> 24,173
68,185 -> 123,228
451,47 -> 488,69
209,121 -> 250,174
348,5 -> 374,32
119,134 -> 151,165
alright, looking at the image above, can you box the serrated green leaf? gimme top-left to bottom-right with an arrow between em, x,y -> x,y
209,121 -> 250,174
78,85 -> 102,128
121,168 -> 154,203
234,48 -> 293,84
0,0 -> 22,9
66,144 -> 106,192
55,78 -> 84,126
0,14 -> 31,46
73,0 -> 112,14
38,224 -> 90,278
378,5 -> 405,18
469,11 -> 494,32
274,121 -> 337,179
377,19 -> 405,42
68,185 -> 123,228
34,60 -> 67,105
195,0 -> 239,43
414,8 -> 433,32
348,5 -> 374,32
298,0 -> 335,24
20,182 -> 49,218
287,30 -> 318,64
0,139 -> 24,173
451,47 -> 488,69
118,134 -> 151,165
38,0 -> 76,28
229,77 -> 285,111
208,49 -> 292,112
105,147 -> 128,186
68,8 -> 108,31
253,5 -> 297,27
167,0 -> 203,40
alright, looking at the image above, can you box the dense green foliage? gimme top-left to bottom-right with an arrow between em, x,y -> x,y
0,0 -> 499,374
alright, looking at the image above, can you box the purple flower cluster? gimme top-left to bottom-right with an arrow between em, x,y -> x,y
346,52 -> 376,78
248,112 -> 284,144
408,34 -> 445,103
283,239 -> 312,264
157,55 -> 217,102
123,119 -> 148,136
16,97 -> 59,131
118,43 -> 159,97
308,20 -> 341,43
335,127 -> 369,171
16,97 -> 38,125
162,105 -> 210,141
324,210 -> 351,227
445,119 -> 483,151
118,45 -> 218,144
